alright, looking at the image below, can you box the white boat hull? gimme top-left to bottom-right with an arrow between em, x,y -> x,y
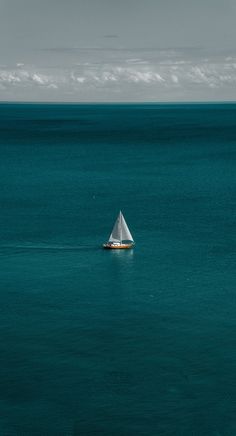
103,242 -> 134,249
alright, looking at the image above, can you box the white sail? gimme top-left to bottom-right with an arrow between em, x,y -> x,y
120,212 -> 134,241
108,211 -> 134,243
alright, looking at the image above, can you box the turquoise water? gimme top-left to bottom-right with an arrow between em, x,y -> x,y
0,103 -> 236,435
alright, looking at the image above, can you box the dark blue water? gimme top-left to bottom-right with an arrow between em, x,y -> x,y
0,103 -> 236,435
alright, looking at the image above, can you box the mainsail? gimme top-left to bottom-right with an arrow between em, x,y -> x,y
109,211 -> 134,243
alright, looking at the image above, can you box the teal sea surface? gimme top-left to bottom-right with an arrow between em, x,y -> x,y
0,103 -> 236,435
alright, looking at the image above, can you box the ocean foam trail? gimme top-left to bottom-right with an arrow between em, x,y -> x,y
0,244 -> 94,251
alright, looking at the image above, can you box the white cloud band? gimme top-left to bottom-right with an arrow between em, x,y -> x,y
1,51 -> 236,101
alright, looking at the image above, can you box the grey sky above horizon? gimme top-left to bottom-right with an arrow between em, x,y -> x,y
1,0 -> 236,102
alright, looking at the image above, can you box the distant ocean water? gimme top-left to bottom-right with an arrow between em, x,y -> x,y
0,103 -> 236,436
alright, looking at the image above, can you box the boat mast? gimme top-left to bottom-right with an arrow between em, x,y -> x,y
120,211 -> 122,244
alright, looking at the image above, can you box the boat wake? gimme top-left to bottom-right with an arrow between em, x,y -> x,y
0,243 -> 94,252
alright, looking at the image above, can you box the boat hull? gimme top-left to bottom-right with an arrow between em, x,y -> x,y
103,243 -> 134,249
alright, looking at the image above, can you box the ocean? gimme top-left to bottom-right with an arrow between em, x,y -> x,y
0,103 -> 236,435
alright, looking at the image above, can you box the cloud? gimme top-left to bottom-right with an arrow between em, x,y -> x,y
0,68 -> 58,90
32,73 -> 48,85
1,49 -> 236,101
171,74 -> 179,84
126,58 -> 149,65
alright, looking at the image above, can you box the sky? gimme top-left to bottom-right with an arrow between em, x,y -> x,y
1,0 -> 236,102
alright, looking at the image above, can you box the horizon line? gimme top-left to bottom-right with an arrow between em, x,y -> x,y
0,100 -> 236,105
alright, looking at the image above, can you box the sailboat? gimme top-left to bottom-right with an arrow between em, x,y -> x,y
103,211 -> 135,249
